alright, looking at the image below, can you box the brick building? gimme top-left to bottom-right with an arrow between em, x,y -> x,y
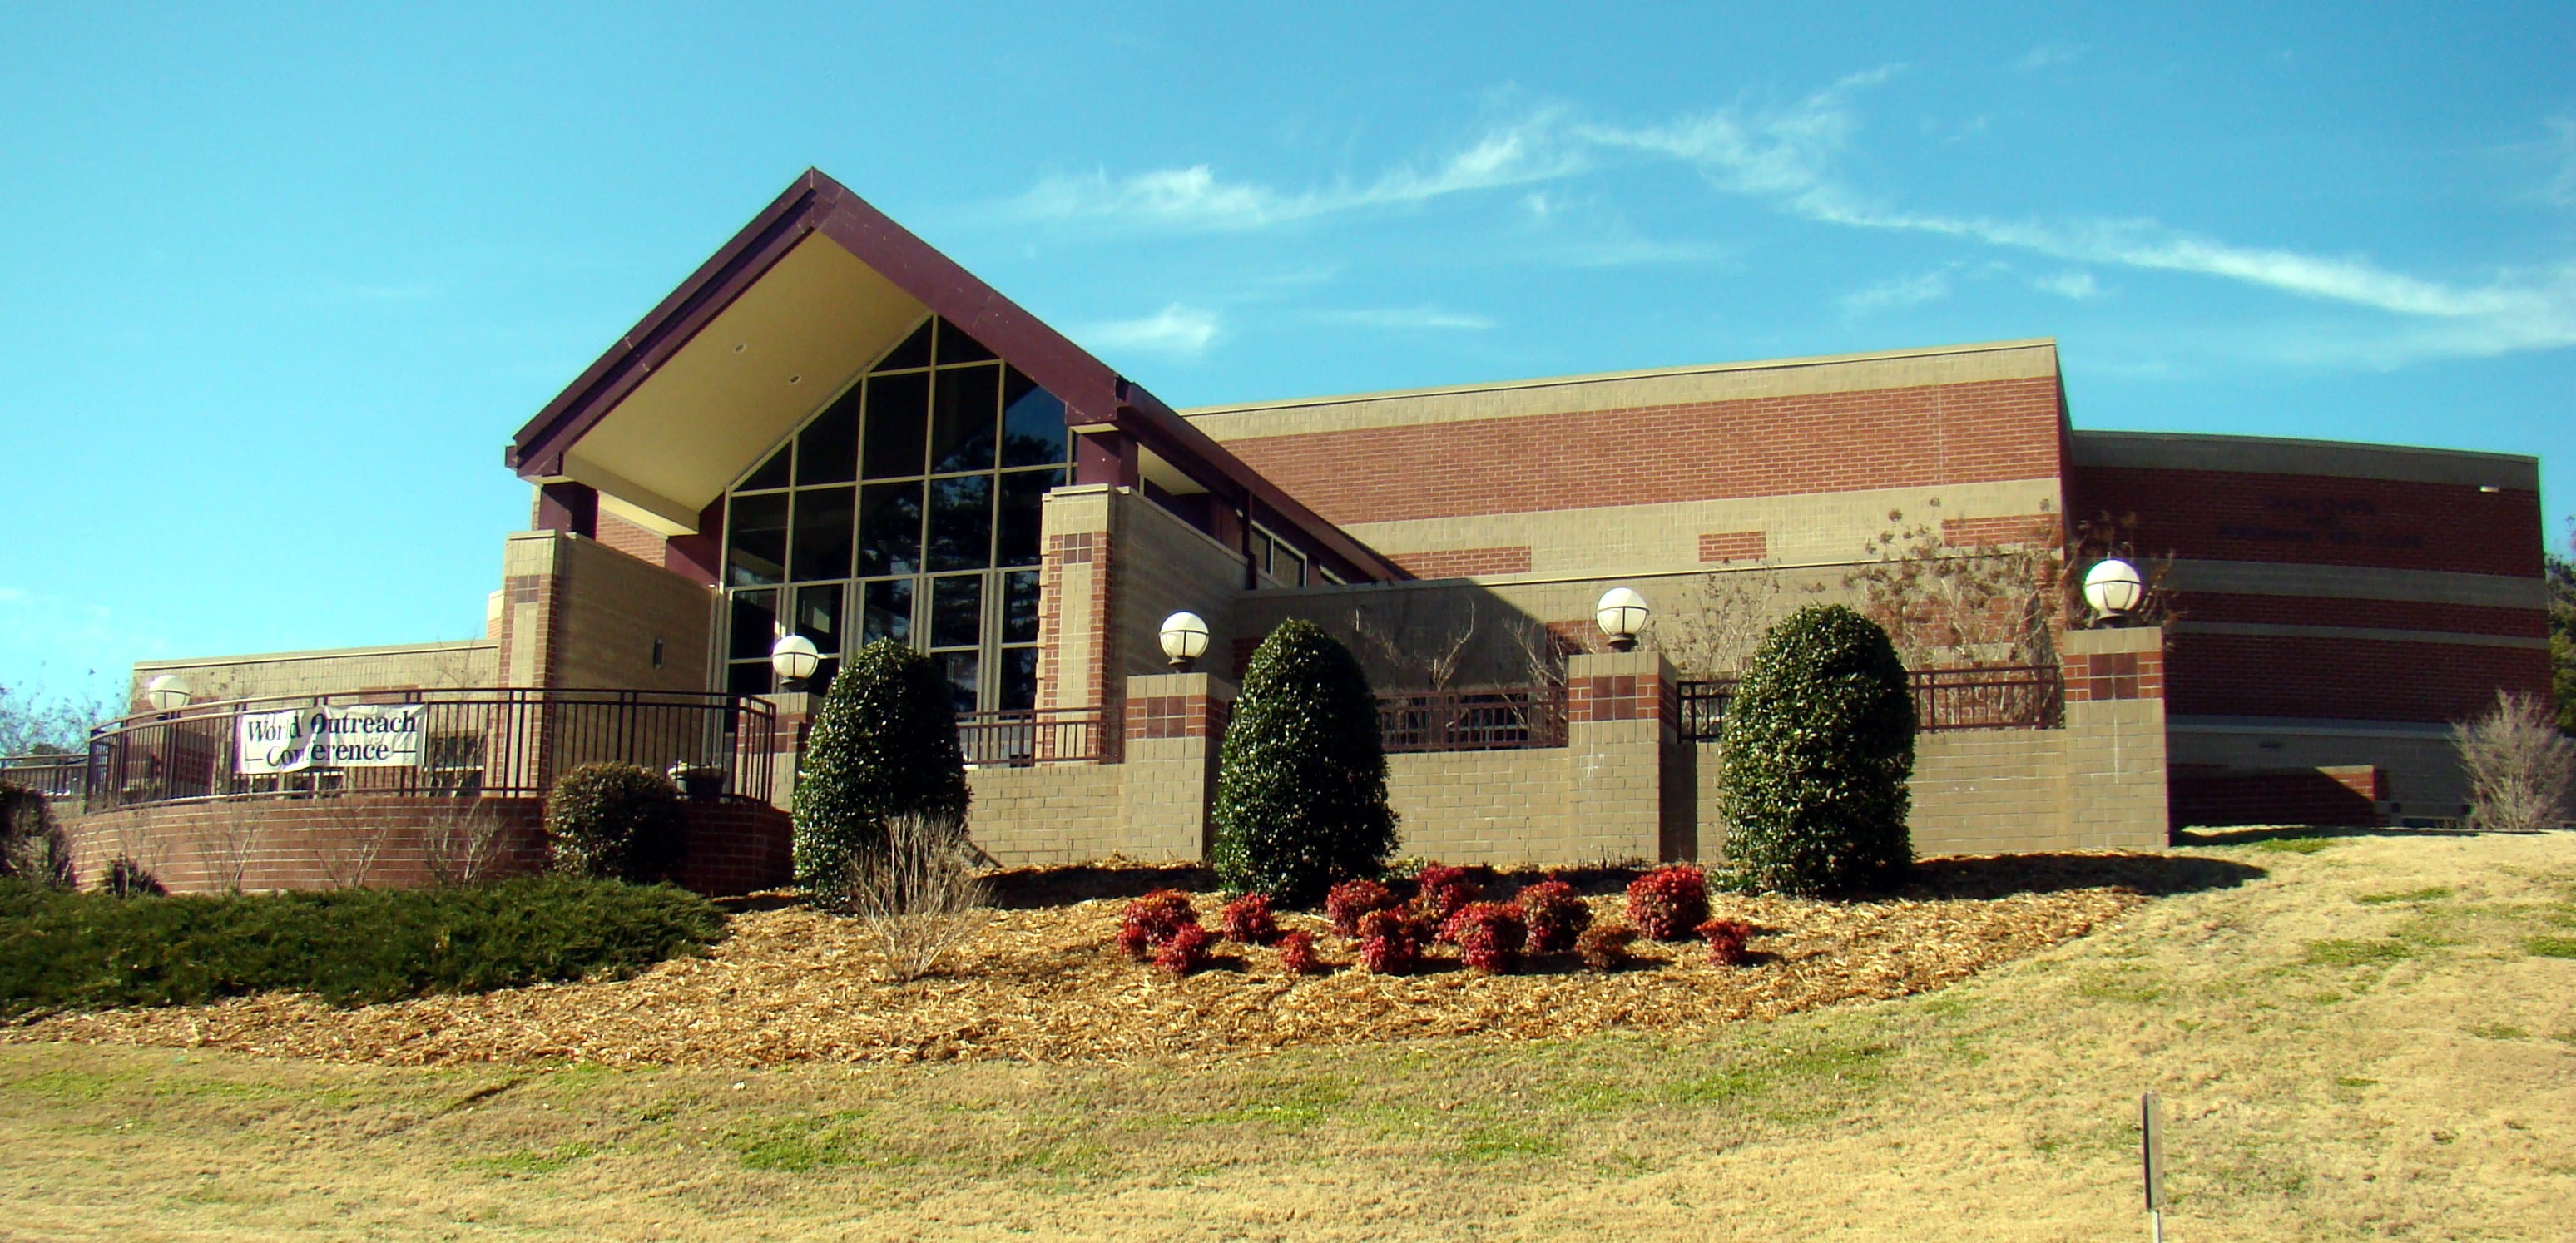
125,168 -> 2553,874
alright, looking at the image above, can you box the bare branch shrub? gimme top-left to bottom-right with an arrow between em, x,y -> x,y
1643,567 -> 1786,678
2455,691 -> 2575,831
837,811 -> 986,982
1348,593 -> 1481,691
422,795 -> 509,887
189,798 -> 263,894
0,780 -> 76,886
310,800 -> 399,889
1845,499 -> 2067,669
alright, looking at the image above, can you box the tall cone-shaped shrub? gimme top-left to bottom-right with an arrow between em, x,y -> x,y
793,639 -> 971,907
1717,604 -> 1915,896
1211,619 -> 1398,904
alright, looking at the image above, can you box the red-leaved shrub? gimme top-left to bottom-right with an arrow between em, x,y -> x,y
1327,879 -> 1400,937
1697,917 -> 1755,966
1442,901 -> 1527,973
1413,864 -> 1478,932
1117,889 -> 1200,960
1626,865 -> 1710,941
1220,893 -> 1280,945
1275,929 -> 1320,976
1356,909 -> 1427,974
1156,924 -> 1214,976
1575,924 -> 1638,972
1515,879 -> 1590,953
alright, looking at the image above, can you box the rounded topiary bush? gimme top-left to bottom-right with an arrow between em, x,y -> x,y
793,639 -> 971,909
1211,619 -> 1398,906
1717,603 -> 1917,896
545,762 -> 686,882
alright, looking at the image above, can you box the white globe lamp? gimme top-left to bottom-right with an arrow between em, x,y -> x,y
768,633 -> 821,690
1159,611 -> 1211,671
1594,587 -> 1651,652
2083,558 -> 2146,622
144,673 -> 193,712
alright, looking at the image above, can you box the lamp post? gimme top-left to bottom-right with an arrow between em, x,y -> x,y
1159,612 -> 1211,671
2083,558 -> 2146,625
1594,587 -> 1651,652
144,673 -> 192,713
769,634 -> 821,691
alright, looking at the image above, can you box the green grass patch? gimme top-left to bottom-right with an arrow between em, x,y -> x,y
2523,936 -> 2576,958
0,877 -> 724,1018
1445,1123 -> 1563,1162
2357,887 -> 2452,905
2468,1023 -> 2529,1041
2256,837 -> 2341,855
467,1141 -> 598,1176
2302,939 -> 2414,967
730,1113 -> 892,1171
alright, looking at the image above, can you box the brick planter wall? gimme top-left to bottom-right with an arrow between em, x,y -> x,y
63,794 -> 791,898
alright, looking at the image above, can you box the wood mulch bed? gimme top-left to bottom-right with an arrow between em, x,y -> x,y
7,853 -> 2237,1068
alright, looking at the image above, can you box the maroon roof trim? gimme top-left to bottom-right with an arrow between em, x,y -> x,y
506,168 -> 1406,582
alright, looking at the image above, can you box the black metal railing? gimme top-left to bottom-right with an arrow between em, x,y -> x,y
0,753 -> 88,800
80,688 -> 776,810
1377,686 -> 1568,753
956,706 -> 1118,766
1674,665 -> 2065,741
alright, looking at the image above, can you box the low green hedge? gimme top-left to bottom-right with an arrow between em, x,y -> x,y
0,877 -> 726,1018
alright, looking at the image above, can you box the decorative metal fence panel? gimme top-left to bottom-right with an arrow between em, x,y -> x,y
79,689 -> 775,810
0,754 -> 87,800
955,706 -> 1117,766
1377,686 -> 1568,753
1673,665 -> 2064,741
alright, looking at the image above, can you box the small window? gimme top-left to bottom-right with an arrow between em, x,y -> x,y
793,392 -> 859,485
862,371 -> 929,478
739,441 -> 792,491
726,493 -> 789,587
789,487 -> 855,582
935,318 -> 998,365
926,475 -> 994,572
874,319 -> 933,371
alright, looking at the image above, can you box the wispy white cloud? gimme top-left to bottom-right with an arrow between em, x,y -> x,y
1317,305 -> 1495,331
1008,113 -> 1587,232
1842,269 -> 1954,314
1005,73 -> 2576,362
2034,270 -> 2100,299
1079,304 -> 1223,359
2015,42 -> 2084,71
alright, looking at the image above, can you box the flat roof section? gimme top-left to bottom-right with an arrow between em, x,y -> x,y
2071,430 -> 2539,490
1181,339 -> 2061,440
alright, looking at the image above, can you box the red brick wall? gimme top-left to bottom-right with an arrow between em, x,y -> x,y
2065,647 -> 2164,702
1568,672 -> 1670,724
2168,765 -> 2385,829
2165,633 -> 2551,723
1220,375 -> 2067,526
1941,513 -> 2058,547
1388,547 -> 1533,577
1697,531 -> 1767,562
67,795 -> 792,898
2072,466 -> 2542,578
597,511 -> 670,565
2182,592 -> 2547,640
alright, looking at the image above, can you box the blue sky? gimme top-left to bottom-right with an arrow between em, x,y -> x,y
3,2 -> 2571,705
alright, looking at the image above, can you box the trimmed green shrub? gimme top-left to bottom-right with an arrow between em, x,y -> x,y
0,876 -> 723,1018
1211,619 -> 1399,905
546,763 -> 686,882
793,639 -> 972,908
1717,604 -> 1918,896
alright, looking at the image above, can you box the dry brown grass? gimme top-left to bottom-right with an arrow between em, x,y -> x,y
3,833 -> 2573,1240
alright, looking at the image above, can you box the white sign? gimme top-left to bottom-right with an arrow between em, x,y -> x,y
235,705 -> 428,774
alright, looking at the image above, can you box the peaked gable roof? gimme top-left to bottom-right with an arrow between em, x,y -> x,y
508,168 -> 1404,582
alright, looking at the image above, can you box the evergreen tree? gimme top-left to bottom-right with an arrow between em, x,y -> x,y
1717,604 -> 1916,895
792,640 -> 971,905
1211,619 -> 1398,904
2547,547 -> 2573,735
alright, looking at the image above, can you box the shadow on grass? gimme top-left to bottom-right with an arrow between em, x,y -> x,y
1900,852 -> 2266,900
2172,825 -> 2482,848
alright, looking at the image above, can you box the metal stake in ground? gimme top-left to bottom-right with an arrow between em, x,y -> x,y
2142,1091 -> 2167,1242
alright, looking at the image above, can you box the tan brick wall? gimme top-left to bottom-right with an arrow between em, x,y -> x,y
133,641 -> 498,709
966,761 -> 1129,867
543,533 -> 715,693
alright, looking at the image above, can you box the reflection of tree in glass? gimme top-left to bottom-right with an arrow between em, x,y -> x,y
926,476 -> 993,572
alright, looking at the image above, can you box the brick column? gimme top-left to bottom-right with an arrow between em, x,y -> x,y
1119,671 -> 1235,861
1037,487 -> 1117,721
1564,650 -> 1690,863
2061,625 -> 2169,849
